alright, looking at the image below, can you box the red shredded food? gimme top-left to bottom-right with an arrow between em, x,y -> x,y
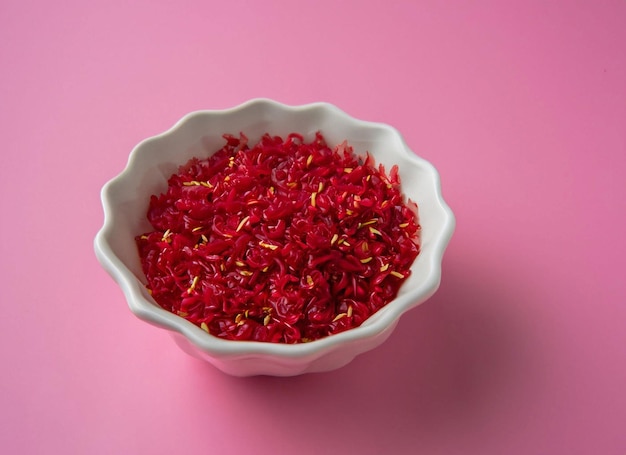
136,132 -> 420,343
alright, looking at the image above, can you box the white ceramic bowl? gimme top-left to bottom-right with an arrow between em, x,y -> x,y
94,99 -> 455,376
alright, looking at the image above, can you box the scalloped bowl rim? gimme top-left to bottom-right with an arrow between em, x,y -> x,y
95,99 -> 455,366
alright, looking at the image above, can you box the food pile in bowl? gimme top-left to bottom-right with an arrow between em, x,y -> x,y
136,132 -> 420,344
95,99 -> 455,376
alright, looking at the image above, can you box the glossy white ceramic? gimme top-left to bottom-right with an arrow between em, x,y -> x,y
94,99 -> 455,376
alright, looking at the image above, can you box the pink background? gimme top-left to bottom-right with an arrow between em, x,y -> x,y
1,1 -> 625,453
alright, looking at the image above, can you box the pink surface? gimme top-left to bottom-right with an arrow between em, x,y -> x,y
1,0 -> 625,453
